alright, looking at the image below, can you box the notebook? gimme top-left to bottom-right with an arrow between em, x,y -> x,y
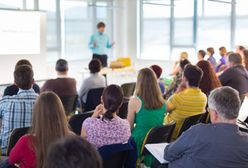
145,143 -> 169,164
238,96 -> 248,122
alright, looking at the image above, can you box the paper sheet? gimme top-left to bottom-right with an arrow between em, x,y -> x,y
145,143 -> 169,164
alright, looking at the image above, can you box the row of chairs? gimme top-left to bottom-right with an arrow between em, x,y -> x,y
59,82 -> 136,115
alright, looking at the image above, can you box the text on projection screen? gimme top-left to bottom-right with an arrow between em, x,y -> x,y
0,10 -> 40,55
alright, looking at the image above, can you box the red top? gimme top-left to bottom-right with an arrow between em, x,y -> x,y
9,135 -> 36,168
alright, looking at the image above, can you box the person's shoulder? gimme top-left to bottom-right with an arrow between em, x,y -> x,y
186,123 -> 209,134
83,117 -> 97,126
18,134 -> 33,144
44,79 -> 54,84
129,96 -> 141,105
5,84 -> 16,90
116,116 -> 130,125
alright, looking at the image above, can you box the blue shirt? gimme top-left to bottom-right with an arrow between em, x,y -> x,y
88,32 -> 112,55
207,55 -> 217,69
164,123 -> 248,168
0,89 -> 38,154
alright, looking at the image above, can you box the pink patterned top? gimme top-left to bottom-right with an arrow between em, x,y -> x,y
82,116 -> 131,148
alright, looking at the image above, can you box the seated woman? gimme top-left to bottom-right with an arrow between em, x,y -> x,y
81,85 -> 131,148
171,51 -> 188,76
79,59 -> 106,104
197,60 -> 222,96
8,92 -> 71,168
150,65 -> 165,94
165,59 -> 190,99
127,68 -> 166,167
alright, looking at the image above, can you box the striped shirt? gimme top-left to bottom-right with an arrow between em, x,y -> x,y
0,89 -> 38,154
164,88 -> 207,139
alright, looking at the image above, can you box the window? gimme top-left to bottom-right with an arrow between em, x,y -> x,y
235,0 -> 248,46
197,0 -> 232,50
63,1 -> 93,60
140,0 -> 171,60
62,0 -> 114,61
0,0 -> 22,9
39,0 -> 59,62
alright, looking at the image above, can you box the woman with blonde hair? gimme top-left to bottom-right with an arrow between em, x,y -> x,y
172,51 -> 188,76
8,92 -> 71,168
127,68 -> 166,167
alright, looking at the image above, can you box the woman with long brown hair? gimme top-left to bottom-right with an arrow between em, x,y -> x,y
8,92 -> 70,168
127,68 -> 166,167
197,60 -> 222,96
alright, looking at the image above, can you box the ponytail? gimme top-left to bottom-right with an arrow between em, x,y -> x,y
102,85 -> 124,121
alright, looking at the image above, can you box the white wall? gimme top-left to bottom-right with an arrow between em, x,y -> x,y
0,12 -> 47,84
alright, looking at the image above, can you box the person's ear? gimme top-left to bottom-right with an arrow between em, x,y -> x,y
209,110 -> 218,123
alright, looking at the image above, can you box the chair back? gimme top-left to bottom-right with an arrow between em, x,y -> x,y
200,112 -> 211,124
60,95 -> 78,115
68,111 -> 93,135
98,139 -> 136,168
121,82 -> 136,98
178,113 -> 204,137
84,88 -> 105,112
118,100 -> 129,119
7,127 -> 30,156
141,122 -> 176,156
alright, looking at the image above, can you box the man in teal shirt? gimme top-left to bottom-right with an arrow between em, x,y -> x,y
88,22 -> 114,67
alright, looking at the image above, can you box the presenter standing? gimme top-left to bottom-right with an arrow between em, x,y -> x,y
88,22 -> 114,67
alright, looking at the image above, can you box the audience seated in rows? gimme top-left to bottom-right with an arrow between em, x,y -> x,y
216,46 -> 227,72
164,86 -> 248,168
8,92 -> 71,168
171,51 -> 188,76
164,64 -> 207,139
4,59 -> 40,96
41,59 -> 77,97
206,47 -> 217,69
81,85 -> 130,148
127,68 -> 166,167
197,50 -> 206,62
219,53 -> 248,100
165,59 -> 190,99
196,60 -> 222,96
0,65 -> 38,155
79,59 -> 106,104
46,136 -> 102,168
150,64 -> 165,94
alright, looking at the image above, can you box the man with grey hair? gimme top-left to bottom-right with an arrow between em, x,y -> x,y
163,86 -> 248,168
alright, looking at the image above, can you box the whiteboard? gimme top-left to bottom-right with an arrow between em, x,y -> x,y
0,10 -> 41,55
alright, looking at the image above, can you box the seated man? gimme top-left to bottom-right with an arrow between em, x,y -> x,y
219,53 -> 248,100
4,59 -> 40,96
46,136 -> 102,168
164,86 -> 248,168
41,59 -> 77,97
164,64 -> 207,139
79,59 -> 106,104
0,65 -> 38,155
